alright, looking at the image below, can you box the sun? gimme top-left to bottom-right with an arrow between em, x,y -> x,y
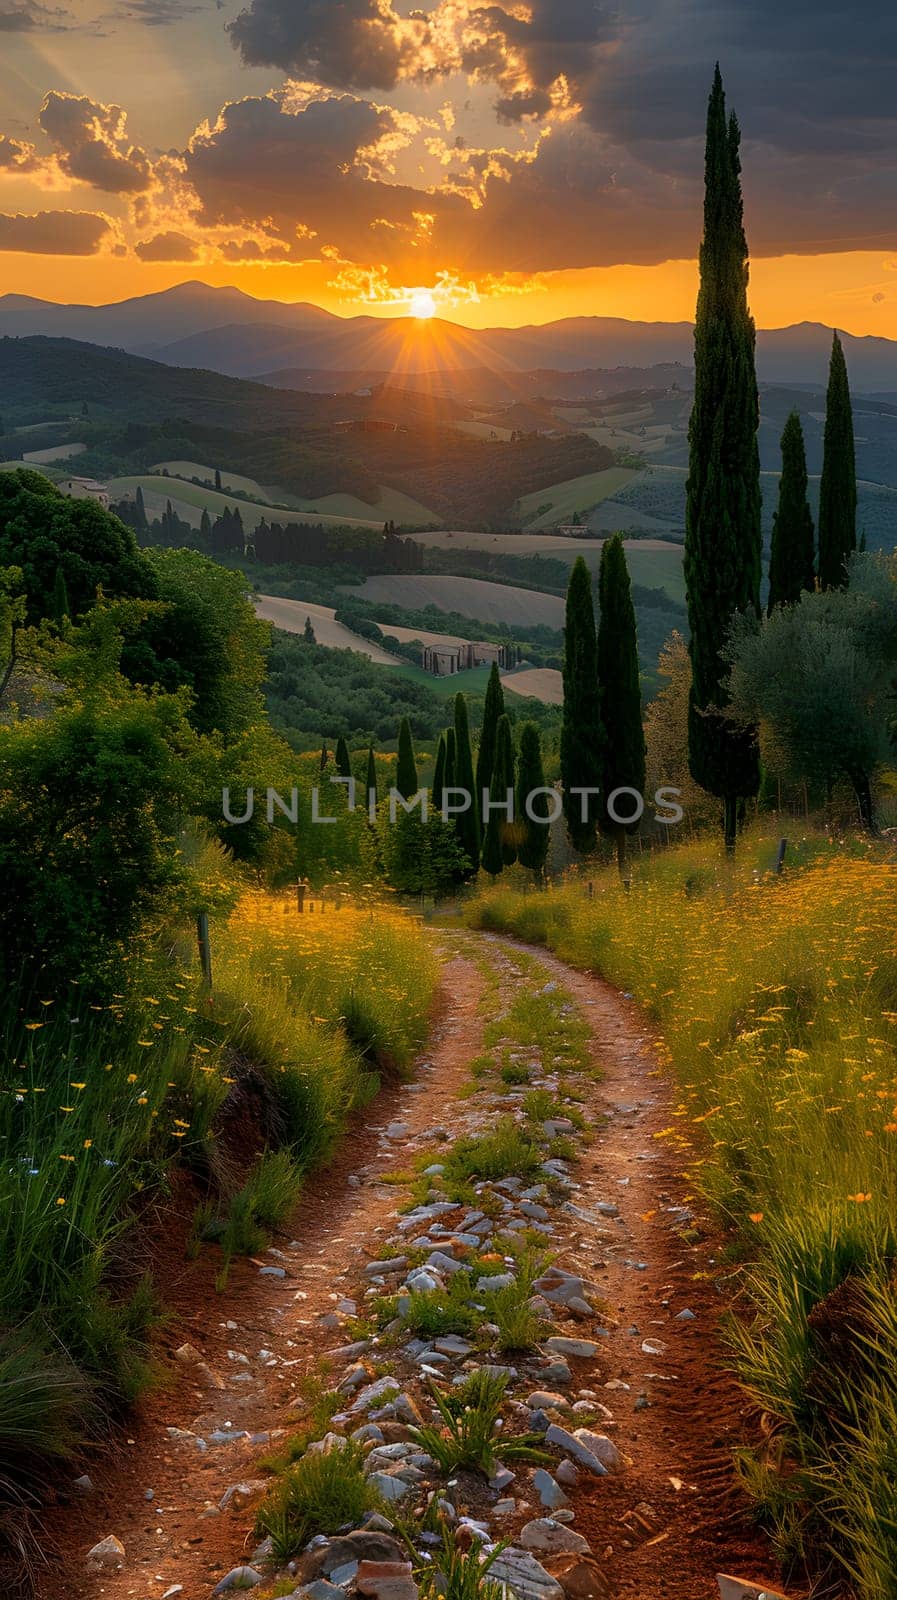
409,288 -> 437,320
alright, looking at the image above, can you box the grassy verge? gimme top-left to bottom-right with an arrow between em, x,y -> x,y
0,895 -> 436,1571
466,830 -> 897,1596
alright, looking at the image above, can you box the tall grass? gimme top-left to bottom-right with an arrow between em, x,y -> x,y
468,831 -> 897,1596
0,893 -> 436,1557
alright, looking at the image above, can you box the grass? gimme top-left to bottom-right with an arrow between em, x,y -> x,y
441,1117 -> 544,1193
467,827 -> 897,1596
0,892 -> 436,1556
255,1438 -> 379,1559
410,1370 -> 547,1476
515,465 -> 638,527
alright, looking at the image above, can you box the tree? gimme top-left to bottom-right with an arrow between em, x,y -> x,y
134,485 -> 149,534
335,736 -> 352,779
51,567 -> 71,625
560,555 -> 603,852
121,549 -> 268,740
303,615 -> 316,643
396,716 -> 418,800
443,725 -> 457,791
818,331 -> 857,590
452,693 -> 479,874
726,555 -> 897,834
0,565 -> 26,705
768,412 -> 815,612
320,741 -> 329,771
215,468 -> 222,491
432,731 -> 447,811
475,662 -> 504,837
482,713 -> 516,877
684,65 -> 762,852
0,469 -> 156,624
365,745 -> 377,807
597,534 -> 645,872
199,507 -> 212,548
516,722 -> 551,880
644,632 -> 719,831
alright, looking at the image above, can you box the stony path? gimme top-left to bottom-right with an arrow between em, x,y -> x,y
41,935 -> 786,1600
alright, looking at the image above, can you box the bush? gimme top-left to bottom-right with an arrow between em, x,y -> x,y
256,1440 -> 378,1559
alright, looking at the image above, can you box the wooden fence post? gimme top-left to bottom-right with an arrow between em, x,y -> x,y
196,911 -> 212,989
297,881 -> 306,913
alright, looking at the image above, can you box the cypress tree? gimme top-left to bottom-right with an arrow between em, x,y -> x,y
768,412 -> 815,611
818,331 -> 857,590
366,745 -> 377,807
684,65 -> 762,852
215,468 -> 222,491
597,534 -> 645,873
319,741 -> 328,772
475,662 -> 504,837
452,693 -> 479,873
443,726 -> 457,791
199,507 -> 212,547
335,737 -> 352,779
432,732 -> 447,812
516,721 -> 550,881
396,717 -> 418,800
560,555 -> 603,852
482,714 -> 516,877
51,567 -> 70,624
303,615 -> 316,643
134,484 -> 148,532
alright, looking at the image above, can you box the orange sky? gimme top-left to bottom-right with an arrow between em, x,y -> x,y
4,249 -> 897,336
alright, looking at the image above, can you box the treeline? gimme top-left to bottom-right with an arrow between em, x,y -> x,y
115,492 -> 424,575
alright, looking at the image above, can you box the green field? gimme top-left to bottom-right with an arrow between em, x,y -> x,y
108,475 -> 384,532
516,465 -> 639,527
152,461 -> 440,529
388,662 -> 493,698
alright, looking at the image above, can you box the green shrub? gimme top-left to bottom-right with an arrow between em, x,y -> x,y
411,1370 -> 547,1476
256,1440 -> 378,1559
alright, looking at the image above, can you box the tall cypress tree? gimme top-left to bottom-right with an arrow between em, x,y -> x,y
818,331 -> 857,590
134,484 -> 149,533
597,534 -> 645,873
482,714 -> 516,877
475,663 -> 504,837
685,65 -> 762,852
432,732 -> 447,812
516,721 -> 551,881
365,745 -> 377,807
768,412 -> 815,612
335,736 -> 352,778
396,717 -> 418,800
453,693 -> 479,873
443,726 -> 457,792
560,555 -> 603,852
51,567 -> 70,624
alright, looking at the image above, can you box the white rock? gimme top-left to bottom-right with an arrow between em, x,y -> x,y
519,1519 -> 591,1555
86,1536 -> 125,1570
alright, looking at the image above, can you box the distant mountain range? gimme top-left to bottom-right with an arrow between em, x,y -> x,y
3,281 -> 897,392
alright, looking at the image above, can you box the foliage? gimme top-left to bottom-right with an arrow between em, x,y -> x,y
475,663 -> 505,829
726,554 -> 897,831
266,631 -> 463,746
0,468 -> 156,623
685,67 -> 762,842
818,332 -> 857,590
396,716 -> 419,799
560,555 -> 603,852
768,411 -> 816,612
442,1117 -> 543,1192
481,713 -> 517,877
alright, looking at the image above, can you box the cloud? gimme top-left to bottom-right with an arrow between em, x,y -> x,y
227,0 -> 422,89
38,91 -> 153,193
113,0 -> 204,20
0,135 -> 44,174
0,2 -> 70,30
134,228 -> 199,260
0,208 -> 113,253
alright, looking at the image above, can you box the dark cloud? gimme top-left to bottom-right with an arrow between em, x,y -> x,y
38,91 -> 153,193
112,0 -> 204,22
0,208 -> 112,253
0,3 -> 69,30
0,134 -> 43,172
134,228 -> 199,260
185,93 -> 425,248
228,0 -> 414,88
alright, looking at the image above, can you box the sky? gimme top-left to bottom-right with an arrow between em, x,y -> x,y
0,0 -> 897,332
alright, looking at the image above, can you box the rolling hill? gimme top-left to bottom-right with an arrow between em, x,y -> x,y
5,282 -> 897,389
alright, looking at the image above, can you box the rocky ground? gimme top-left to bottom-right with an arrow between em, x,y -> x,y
40,934 -> 791,1600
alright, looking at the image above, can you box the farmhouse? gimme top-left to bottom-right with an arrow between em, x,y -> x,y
60,476 -> 110,508
422,639 -> 517,676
